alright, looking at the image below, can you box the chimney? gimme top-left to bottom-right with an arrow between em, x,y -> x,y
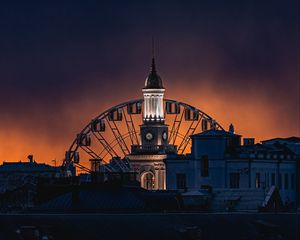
27,154 -> 34,163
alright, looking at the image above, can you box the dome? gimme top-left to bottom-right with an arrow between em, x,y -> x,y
144,58 -> 164,89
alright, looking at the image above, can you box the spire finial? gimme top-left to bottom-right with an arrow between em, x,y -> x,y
151,37 -> 156,73
152,36 -> 155,59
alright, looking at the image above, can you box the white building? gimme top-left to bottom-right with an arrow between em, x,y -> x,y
165,130 -> 300,210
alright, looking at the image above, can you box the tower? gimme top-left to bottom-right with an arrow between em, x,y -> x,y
127,55 -> 176,190
140,57 -> 168,148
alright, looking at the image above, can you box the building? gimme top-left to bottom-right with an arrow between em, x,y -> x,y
0,155 -> 61,211
126,58 -> 176,190
0,155 -> 61,193
165,131 -> 300,210
118,56 -> 300,209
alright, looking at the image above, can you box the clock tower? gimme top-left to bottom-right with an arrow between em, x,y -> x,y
127,56 -> 176,190
140,57 -> 168,149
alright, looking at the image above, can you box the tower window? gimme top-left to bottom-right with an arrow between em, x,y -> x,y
229,173 -> 240,188
176,173 -> 186,190
201,155 -> 209,177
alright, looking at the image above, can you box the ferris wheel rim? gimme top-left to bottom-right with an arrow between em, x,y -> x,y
63,98 -> 224,169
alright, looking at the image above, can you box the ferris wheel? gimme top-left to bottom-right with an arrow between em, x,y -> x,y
63,98 -> 224,174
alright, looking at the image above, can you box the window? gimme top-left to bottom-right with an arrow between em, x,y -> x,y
201,155 -> 209,177
176,173 -> 186,190
284,173 -> 289,190
229,173 -> 240,189
291,174 -> 295,190
271,173 -> 275,186
278,173 -> 282,189
141,172 -> 155,190
255,173 -> 261,188
265,173 -> 269,188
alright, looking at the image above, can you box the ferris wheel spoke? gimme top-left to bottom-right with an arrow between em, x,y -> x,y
177,112 -> 203,154
91,130 -> 118,158
168,106 -> 185,145
99,132 -> 131,159
122,108 -> 139,146
79,145 -> 102,160
105,116 -> 130,156
76,163 -> 92,173
109,157 -> 130,172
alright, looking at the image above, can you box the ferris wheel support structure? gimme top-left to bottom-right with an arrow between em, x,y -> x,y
63,98 -> 224,175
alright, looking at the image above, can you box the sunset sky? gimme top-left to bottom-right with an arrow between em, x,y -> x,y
0,0 -> 299,165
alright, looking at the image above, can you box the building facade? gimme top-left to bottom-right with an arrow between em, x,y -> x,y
165,131 -> 300,209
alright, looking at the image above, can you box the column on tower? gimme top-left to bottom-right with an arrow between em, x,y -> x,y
143,56 -> 165,123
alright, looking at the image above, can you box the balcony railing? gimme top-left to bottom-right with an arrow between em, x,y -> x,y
131,145 -> 177,154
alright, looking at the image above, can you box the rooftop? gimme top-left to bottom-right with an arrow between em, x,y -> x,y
192,129 -> 241,137
0,161 -> 59,173
262,136 -> 300,144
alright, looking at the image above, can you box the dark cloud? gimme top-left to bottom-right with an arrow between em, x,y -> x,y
0,0 -> 299,162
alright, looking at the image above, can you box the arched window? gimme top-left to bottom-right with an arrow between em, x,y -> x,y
141,172 -> 155,190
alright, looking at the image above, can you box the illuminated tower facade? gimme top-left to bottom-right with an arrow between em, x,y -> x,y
143,58 -> 165,122
127,57 -> 175,190
140,58 -> 168,148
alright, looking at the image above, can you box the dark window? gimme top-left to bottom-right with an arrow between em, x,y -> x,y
176,173 -> 186,190
255,173 -> 261,188
284,173 -> 289,190
229,173 -> 240,189
271,173 -> 275,186
201,155 -> 209,177
291,174 -> 295,190
278,173 -> 282,189
265,173 -> 269,188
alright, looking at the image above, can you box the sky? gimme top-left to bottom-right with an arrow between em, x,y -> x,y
0,0 -> 299,164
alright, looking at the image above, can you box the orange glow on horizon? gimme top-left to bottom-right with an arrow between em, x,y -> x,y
0,76 -> 299,167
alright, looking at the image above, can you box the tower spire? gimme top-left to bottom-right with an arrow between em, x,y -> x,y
151,37 -> 156,73
144,37 -> 163,89
152,36 -> 155,59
